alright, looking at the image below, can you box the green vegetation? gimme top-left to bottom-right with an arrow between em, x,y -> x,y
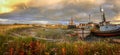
0,36 -> 120,55
0,25 -> 120,55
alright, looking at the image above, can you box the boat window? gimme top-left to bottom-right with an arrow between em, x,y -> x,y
106,26 -> 108,28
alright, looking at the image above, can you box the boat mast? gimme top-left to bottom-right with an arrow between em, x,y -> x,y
89,14 -> 91,22
69,17 -> 74,25
100,7 -> 106,25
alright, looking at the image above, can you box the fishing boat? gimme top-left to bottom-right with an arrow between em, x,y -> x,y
68,17 -> 76,29
91,7 -> 120,37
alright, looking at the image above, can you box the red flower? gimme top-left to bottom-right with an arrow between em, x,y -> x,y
9,47 -> 14,55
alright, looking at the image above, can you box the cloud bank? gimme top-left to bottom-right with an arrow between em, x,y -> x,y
0,0 -> 120,24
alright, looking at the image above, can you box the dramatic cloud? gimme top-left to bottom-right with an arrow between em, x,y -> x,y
0,0 -> 30,14
28,0 -> 106,10
0,0 -> 106,14
0,0 -> 120,24
113,14 -> 120,20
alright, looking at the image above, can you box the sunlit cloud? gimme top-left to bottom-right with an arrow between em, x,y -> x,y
0,0 -> 30,14
29,0 -> 62,7
65,0 -> 105,5
0,0 -> 106,14
30,21 -> 49,24
110,14 -> 120,24
29,0 -> 106,9
113,14 -> 120,20
0,6 -> 15,14
0,0 -> 120,24
0,18 -> 9,22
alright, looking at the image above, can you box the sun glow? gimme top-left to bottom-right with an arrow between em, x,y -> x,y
0,0 -> 30,14
0,0 -> 106,14
0,7 -> 15,14
111,14 -> 120,24
114,14 -> 120,20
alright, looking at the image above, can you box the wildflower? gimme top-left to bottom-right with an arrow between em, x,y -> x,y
94,52 -> 99,55
9,47 -> 14,55
19,49 -> 25,55
45,52 -> 49,55
50,48 -> 57,55
29,40 -> 38,55
74,44 -> 78,48
62,48 -> 66,55
78,47 -> 84,55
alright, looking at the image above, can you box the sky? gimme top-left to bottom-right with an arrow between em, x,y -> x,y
0,0 -> 120,24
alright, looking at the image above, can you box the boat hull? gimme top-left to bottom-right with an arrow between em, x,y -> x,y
91,28 -> 120,37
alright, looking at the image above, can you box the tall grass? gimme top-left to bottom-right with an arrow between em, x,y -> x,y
0,25 -> 120,55
0,35 -> 120,55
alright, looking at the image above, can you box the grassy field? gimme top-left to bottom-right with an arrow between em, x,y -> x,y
0,24 -> 120,55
